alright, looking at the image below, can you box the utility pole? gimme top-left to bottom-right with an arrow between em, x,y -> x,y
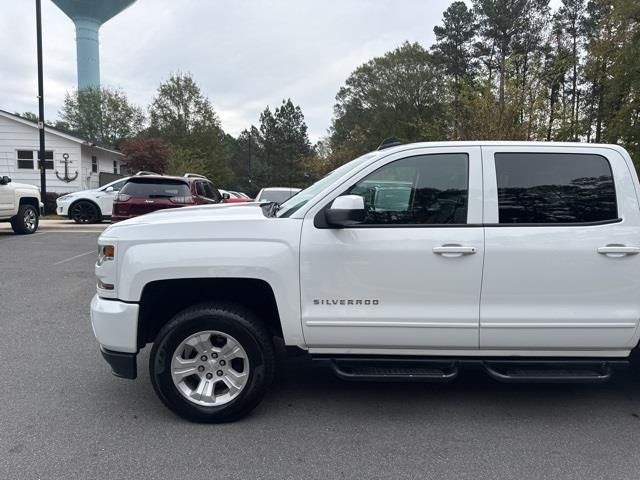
36,0 -> 47,201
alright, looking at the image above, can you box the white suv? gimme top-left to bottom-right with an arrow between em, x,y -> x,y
0,175 -> 42,234
56,177 -> 129,223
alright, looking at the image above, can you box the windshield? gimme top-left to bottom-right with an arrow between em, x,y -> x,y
277,152 -> 378,218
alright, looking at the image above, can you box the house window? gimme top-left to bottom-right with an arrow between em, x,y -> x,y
113,161 -> 118,174
38,150 -> 54,170
17,150 -> 34,169
91,156 -> 97,173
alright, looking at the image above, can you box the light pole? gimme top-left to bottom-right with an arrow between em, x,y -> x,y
35,0 -> 47,202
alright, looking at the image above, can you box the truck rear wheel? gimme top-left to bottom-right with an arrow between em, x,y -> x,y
149,303 -> 276,423
11,204 -> 39,234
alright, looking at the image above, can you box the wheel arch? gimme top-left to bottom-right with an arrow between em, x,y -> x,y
19,196 -> 40,210
137,278 -> 283,349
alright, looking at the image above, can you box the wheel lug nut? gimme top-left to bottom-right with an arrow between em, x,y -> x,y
217,370 -> 223,377
200,355 -> 207,361
206,372 -> 213,379
212,353 -> 218,359
198,366 -> 205,372
219,360 -> 226,366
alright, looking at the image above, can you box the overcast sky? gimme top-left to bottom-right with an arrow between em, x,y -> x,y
0,0 -> 560,142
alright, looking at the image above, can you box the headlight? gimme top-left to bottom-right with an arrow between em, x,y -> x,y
97,244 -> 115,265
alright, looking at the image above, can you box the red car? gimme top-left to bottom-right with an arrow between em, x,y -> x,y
112,175 -> 223,222
220,189 -> 253,203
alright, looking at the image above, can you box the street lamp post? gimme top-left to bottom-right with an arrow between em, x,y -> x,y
35,0 -> 47,203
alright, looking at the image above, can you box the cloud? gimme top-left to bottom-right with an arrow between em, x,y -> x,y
1,0 -> 453,141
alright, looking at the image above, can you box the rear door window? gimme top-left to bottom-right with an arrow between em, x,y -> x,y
120,180 -> 190,198
495,153 -> 617,224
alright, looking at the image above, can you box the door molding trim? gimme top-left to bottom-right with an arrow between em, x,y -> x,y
481,322 -> 636,329
305,321 -> 478,329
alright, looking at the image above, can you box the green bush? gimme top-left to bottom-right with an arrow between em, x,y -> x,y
44,192 -> 62,215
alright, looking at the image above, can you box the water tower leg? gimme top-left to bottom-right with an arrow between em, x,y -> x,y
74,17 -> 101,90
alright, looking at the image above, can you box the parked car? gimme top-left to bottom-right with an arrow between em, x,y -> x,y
0,175 -> 42,234
111,175 -> 222,222
91,141 -> 640,423
56,171 -> 160,224
219,189 -> 252,203
232,191 -> 251,200
254,187 -> 300,204
56,177 -> 129,224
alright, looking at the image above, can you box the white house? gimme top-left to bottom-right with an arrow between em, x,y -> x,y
0,110 -> 126,194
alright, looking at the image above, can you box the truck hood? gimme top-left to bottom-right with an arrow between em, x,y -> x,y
10,181 -> 40,192
100,201 -> 304,244
103,202 -> 275,239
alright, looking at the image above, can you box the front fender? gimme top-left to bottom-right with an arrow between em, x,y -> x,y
117,239 -> 304,346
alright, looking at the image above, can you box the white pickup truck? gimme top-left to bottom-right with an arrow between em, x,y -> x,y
91,141 -> 640,423
0,176 -> 42,234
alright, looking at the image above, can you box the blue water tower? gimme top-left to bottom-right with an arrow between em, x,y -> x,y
50,0 -> 137,90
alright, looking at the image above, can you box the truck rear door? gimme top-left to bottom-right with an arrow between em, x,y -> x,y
480,145 -> 640,353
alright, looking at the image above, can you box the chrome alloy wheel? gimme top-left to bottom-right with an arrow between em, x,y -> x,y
171,331 -> 250,407
24,208 -> 37,232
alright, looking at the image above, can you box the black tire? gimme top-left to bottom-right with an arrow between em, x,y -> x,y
11,204 -> 39,234
150,302 -> 276,423
69,200 -> 101,224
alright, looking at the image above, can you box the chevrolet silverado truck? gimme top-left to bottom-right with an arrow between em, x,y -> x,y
91,141 -> 640,423
0,175 -> 42,234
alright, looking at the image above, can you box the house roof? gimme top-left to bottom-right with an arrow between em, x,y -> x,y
0,109 -> 124,157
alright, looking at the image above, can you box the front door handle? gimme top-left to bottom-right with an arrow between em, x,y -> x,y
597,245 -> 640,256
433,245 -> 477,257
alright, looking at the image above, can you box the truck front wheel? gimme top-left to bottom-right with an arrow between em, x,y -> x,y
150,303 -> 276,423
11,204 -> 39,234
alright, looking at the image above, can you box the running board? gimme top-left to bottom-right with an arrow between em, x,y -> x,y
316,356 -> 628,384
327,358 -> 459,382
482,360 -> 620,383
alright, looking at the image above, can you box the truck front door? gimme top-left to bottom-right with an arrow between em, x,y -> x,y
300,147 -> 484,351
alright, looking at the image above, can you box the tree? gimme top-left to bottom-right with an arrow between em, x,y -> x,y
330,42 -> 447,157
432,1 -> 477,138
252,99 -> 314,188
148,73 -> 233,184
556,0 -> 586,140
228,127 -> 260,194
120,137 -> 170,174
59,87 -> 145,147
149,72 -> 220,144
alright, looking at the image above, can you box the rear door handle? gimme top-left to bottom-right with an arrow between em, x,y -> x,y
597,245 -> 640,256
433,245 -> 477,256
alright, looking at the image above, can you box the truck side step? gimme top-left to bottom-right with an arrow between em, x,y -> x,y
482,360 -> 621,383
315,356 -> 629,384
328,358 -> 458,382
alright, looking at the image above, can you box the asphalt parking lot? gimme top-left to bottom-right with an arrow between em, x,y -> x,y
2,229 -> 640,479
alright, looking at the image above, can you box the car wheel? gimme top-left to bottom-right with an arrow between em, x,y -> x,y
11,204 -> 39,234
70,201 -> 101,224
150,302 -> 276,423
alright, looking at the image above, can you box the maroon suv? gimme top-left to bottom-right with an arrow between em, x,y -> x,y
111,175 -> 222,222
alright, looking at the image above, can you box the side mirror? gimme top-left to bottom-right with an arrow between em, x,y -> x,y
325,195 -> 365,227
0,176 -> 11,185
105,186 -> 114,193
222,192 -> 230,200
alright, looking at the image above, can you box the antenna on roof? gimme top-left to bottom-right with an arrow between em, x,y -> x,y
377,137 -> 402,150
